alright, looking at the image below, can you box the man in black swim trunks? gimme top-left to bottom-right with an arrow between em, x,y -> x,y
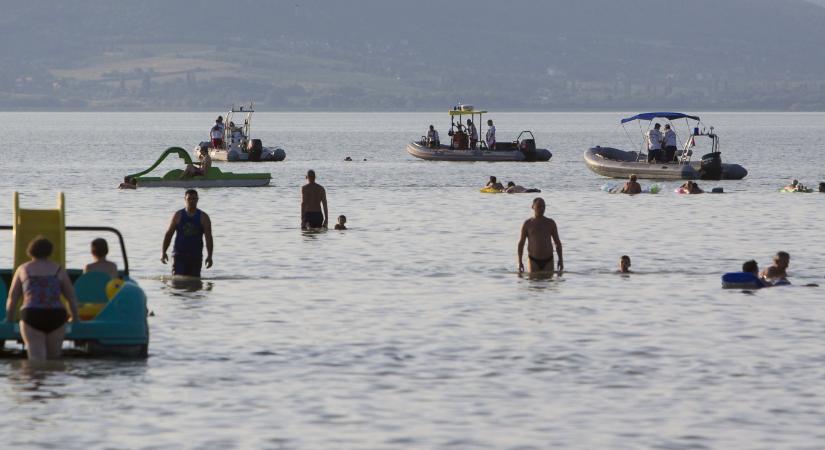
161,189 -> 214,277
517,197 -> 564,275
301,169 -> 328,229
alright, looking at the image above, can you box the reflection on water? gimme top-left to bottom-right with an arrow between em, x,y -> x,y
0,112 -> 824,449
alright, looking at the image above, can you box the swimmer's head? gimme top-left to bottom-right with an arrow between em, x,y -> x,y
774,251 -> 790,268
306,169 -> 316,181
629,174 -> 637,182
337,215 -> 346,224
507,181 -> 515,187
619,255 -> 631,273
91,238 -> 109,258
792,179 -> 799,186
742,259 -> 758,275
489,176 -> 497,183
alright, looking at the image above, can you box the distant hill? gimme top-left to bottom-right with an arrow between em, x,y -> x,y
2,0 -> 825,110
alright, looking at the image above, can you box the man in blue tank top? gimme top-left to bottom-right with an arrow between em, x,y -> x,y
161,189 -> 214,277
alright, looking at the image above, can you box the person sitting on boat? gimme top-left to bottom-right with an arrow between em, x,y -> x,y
679,180 -> 704,194
505,181 -> 541,194
181,147 -> 212,179
210,116 -> 225,149
620,174 -> 642,194
467,119 -> 478,149
84,238 -> 119,279
426,125 -> 440,148
663,124 -> 678,162
646,123 -> 663,163
486,176 -> 504,191
486,119 -> 496,150
229,121 -> 244,147
452,123 -> 468,150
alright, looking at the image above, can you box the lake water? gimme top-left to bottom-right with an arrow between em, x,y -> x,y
1,112 -> 824,449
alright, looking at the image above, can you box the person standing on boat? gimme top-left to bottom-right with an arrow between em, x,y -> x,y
301,170 -> 329,229
210,116 -> 225,149
486,119 -> 496,150
161,189 -> 214,277
467,119 -> 478,149
663,124 -> 678,162
426,125 -> 440,148
646,123 -> 663,163
517,197 -> 564,275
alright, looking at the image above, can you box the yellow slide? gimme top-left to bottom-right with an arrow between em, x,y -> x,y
13,192 -> 65,270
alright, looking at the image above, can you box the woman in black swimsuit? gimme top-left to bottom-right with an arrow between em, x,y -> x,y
5,237 -> 80,361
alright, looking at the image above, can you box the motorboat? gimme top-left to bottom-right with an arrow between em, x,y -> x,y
194,104 -> 286,162
407,105 -> 552,162
0,193 -> 149,357
584,112 -> 747,180
125,147 -> 271,188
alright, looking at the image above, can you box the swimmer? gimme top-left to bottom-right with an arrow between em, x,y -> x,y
344,156 -> 353,161
517,197 -> 564,275
618,255 -> 632,273
301,169 -> 328,229
334,215 -> 347,230
620,174 -> 642,194
504,182 -> 540,194
784,179 -> 800,191
84,238 -> 119,279
486,176 -> 504,191
760,251 -> 790,283
679,180 -> 704,194
819,182 -> 825,193
119,176 -> 137,189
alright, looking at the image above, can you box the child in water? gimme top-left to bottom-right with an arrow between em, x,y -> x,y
84,238 -> 119,279
334,215 -> 347,230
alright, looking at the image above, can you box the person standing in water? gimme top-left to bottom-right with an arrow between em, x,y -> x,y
517,197 -> 564,275
301,169 -> 329,229
162,189 -> 214,277
618,255 -> 632,273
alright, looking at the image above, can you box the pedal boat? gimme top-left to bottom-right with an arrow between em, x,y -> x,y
127,147 -> 271,188
584,112 -> 747,180
407,105 -> 551,162
1,193 -> 149,357
194,104 -> 286,162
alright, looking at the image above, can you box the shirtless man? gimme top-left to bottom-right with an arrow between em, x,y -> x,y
301,169 -> 328,229
517,197 -> 564,275
760,251 -> 790,283
620,174 -> 642,194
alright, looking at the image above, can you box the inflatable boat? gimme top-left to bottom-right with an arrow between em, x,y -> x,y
126,147 -> 271,188
584,113 -> 747,180
195,104 -> 286,162
407,105 -> 551,162
0,193 -> 149,357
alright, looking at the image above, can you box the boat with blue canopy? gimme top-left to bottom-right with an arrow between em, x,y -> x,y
584,112 -> 747,180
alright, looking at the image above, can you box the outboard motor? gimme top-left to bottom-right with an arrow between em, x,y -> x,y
698,152 -> 723,180
248,139 -> 263,161
519,138 -> 537,161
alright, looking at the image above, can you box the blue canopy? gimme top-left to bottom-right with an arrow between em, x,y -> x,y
620,112 -> 700,124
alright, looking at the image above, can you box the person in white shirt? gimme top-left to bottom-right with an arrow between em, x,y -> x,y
486,119 -> 496,150
662,124 -> 678,162
426,125 -> 440,148
646,123 -> 663,163
465,119 -> 478,149
210,116 -> 225,149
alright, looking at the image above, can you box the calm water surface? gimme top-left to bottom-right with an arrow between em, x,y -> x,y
0,112 -> 824,449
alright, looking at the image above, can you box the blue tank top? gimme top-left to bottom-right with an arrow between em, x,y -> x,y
173,209 -> 204,257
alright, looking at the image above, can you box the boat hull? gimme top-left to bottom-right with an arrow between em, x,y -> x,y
136,177 -> 271,188
208,146 -> 286,162
583,147 -> 747,180
406,142 -> 551,162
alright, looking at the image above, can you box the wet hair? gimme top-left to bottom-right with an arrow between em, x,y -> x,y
185,189 -> 198,198
630,174 -> 637,181
742,260 -> 758,273
489,176 -> 497,182
507,181 -> 515,187
307,169 -> 316,178
91,238 -> 109,257
338,215 -> 346,223
621,255 -> 631,262
27,236 -> 53,259
775,251 -> 790,262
